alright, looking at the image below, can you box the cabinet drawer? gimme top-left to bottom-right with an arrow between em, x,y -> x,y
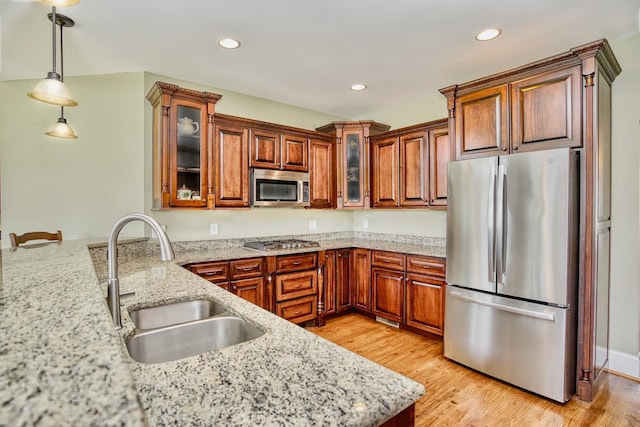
371,250 -> 406,271
189,261 -> 230,282
276,253 -> 317,273
275,270 -> 317,301
230,258 -> 264,279
406,255 -> 446,277
276,295 -> 317,324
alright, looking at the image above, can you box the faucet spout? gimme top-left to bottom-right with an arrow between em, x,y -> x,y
106,213 -> 174,329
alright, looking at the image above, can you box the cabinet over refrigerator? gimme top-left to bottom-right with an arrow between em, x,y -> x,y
444,147 -> 579,403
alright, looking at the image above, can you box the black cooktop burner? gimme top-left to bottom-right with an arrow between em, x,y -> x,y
244,239 -> 320,251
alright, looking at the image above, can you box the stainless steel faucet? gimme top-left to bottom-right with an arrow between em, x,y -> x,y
106,213 -> 175,329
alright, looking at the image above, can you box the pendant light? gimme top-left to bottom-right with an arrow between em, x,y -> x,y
45,12 -> 78,139
41,0 -> 81,6
27,6 -> 78,107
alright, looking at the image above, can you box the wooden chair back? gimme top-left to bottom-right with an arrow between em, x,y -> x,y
9,230 -> 63,249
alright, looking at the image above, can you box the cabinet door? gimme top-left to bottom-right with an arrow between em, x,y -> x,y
342,129 -> 367,208
170,98 -> 208,207
214,122 -> 250,207
230,258 -> 264,280
309,138 -> 335,209
189,260 -> 230,283
511,65 -> 581,152
372,267 -> 405,323
405,273 -> 445,335
429,126 -> 450,207
276,295 -> 317,324
323,250 -> 337,316
351,248 -> 371,312
336,249 -> 351,312
281,134 -> 308,172
455,85 -> 509,159
371,136 -> 400,208
250,128 -> 280,169
232,277 -> 265,308
399,131 -> 429,207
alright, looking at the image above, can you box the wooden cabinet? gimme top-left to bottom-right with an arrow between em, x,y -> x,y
442,65 -> 582,160
316,121 -> 390,209
440,39 -> 622,401
405,255 -> 446,335
371,119 -> 450,208
146,81 -> 222,209
186,257 -> 266,309
214,119 -> 250,207
351,248 -> 371,312
323,250 -> 337,316
309,137 -> 335,208
371,251 -> 406,323
270,252 -> 318,324
336,249 -> 352,313
250,127 -> 309,172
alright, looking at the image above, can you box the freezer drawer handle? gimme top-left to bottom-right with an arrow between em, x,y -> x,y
449,291 -> 556,321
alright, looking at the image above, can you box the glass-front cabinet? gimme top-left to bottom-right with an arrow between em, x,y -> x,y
147,82 -> 222,209
316,121 -> 390,209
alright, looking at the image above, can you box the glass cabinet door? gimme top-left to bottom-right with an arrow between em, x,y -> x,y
172,101 -> 207,207
344,131 -> 364,207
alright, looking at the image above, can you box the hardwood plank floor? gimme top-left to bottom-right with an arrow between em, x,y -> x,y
307,314 -> 640,426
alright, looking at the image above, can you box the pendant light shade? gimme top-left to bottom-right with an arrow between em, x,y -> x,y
45,116 -> 78,139
28,71 -> 78,106
41,0 -> 81,7
28,6 -> 78,107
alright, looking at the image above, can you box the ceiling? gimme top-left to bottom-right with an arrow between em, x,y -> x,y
1,0 -> 638,119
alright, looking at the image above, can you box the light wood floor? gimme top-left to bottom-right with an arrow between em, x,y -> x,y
307,314 -> 640,426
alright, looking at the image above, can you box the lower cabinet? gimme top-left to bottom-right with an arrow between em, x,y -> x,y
323,248 -> 352,320
404,255 -> 446,336
270,252 -> 319,324
372,268 -> 405,323
187,257 -> 266,310
351,248 -> 371,313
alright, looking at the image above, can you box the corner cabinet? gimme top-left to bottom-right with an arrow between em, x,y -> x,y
440,39 -> 622,402
370,119 -> 450,208
147,82 -> 222,209
316,121 -> 390,209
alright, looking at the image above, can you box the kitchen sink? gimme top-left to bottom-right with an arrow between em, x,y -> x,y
126,316 -> 265,364
129,298 -> 228,330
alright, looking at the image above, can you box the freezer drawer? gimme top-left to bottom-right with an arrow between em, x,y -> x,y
444,286 -> 576,402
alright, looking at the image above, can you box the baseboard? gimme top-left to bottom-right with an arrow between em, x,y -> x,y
607,349 -> 640,380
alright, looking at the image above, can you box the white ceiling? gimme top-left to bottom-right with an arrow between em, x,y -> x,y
1,0 -> 638,119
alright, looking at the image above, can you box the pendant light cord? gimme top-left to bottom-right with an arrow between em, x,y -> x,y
59,13 -> 64,116
51,6 -> 57,74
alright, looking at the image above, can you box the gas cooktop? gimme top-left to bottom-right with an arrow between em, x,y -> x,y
243,239 -> 320,251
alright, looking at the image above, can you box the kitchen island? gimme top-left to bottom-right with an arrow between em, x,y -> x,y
2,233 -> 441,426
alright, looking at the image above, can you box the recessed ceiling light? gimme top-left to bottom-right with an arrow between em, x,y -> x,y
475,28 -> 502,41
218,38 -> 241,49
350,83 -> 367,91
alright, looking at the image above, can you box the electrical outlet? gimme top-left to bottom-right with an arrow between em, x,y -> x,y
210,224 -> 219,235
362,219 -> 369,229
309,220 -> 317,230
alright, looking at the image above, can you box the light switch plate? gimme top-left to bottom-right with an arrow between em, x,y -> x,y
363,219 -> 369,229
210,224 -> 219,235
309,220 -> 317,230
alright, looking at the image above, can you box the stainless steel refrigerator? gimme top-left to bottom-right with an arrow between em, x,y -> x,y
444,147 -> 579,403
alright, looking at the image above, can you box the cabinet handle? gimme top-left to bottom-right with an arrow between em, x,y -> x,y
294,284 -> 303,288
203,269 -> 223,276
294,310 -> 302,315
292,261 -> 302,265
240,266 -> 258,271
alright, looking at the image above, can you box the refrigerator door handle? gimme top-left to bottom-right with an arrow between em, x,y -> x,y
449,291 -> 556,321
488,166 -> 496,283
496,164 -> 506,285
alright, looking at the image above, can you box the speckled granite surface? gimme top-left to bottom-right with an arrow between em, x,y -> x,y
3,232 -> 444,426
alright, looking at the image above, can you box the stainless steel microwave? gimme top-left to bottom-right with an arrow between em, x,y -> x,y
250,169 -> 310,207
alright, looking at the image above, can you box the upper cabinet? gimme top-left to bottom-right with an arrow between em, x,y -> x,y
370,119 -> 450,209
441,64 -> 582,160
309,137 -> 335,209
316,121 -> 390,209
250,127 -> 309,172
147,82 -> 222,209
214,117 -> 250,208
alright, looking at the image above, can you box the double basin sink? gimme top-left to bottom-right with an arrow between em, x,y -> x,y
126,298 -> 264,364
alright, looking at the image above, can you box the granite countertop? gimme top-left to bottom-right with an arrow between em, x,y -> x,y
2,233 -> 444,426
